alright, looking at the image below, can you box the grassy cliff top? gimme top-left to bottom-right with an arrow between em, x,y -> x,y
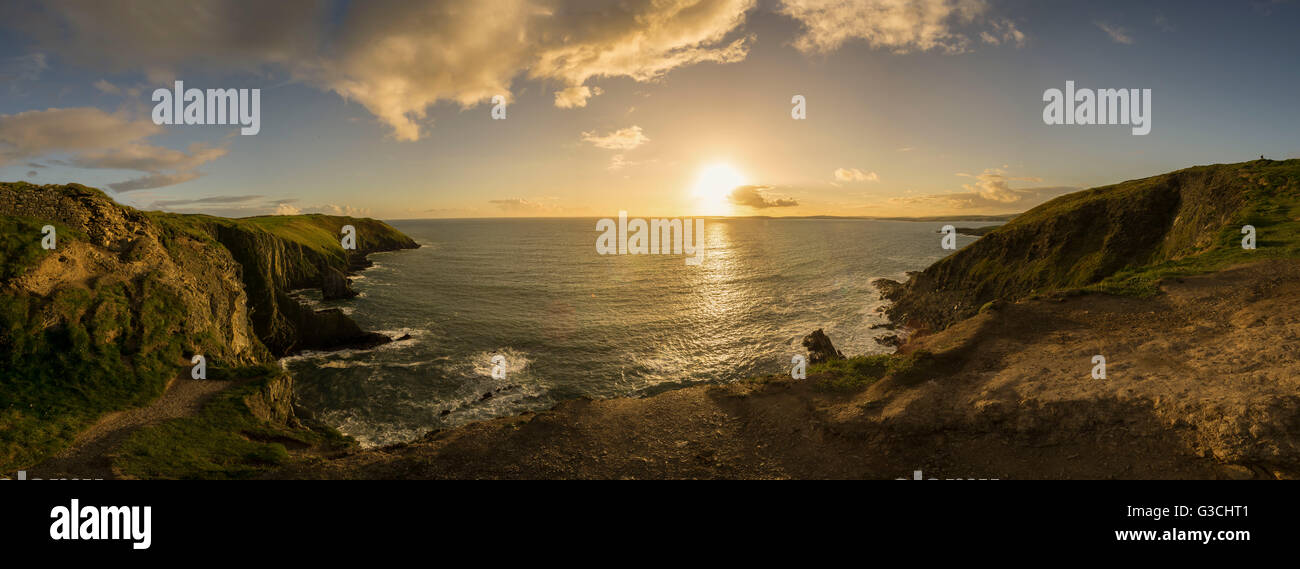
0,182 -> 416,473
886,159 -> 1300,331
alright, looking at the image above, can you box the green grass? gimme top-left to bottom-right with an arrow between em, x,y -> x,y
1085,178 -> 1300,297
0,183 -> 415,474
0,215 -> 75,280
0,275 -> 193,471
113,369 -> 350,479
810,351 -> 937,390
889,159 -> 1300,330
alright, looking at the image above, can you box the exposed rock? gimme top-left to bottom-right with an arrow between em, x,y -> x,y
321,266 -> 358,300
0,182 -> 419,470
801,329 -> 844,364
870,278 -> 904,298
875,334 -> 902,348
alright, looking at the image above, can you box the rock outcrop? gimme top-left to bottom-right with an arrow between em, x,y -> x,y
0,182 -> 417,471
801,329 -> 844,364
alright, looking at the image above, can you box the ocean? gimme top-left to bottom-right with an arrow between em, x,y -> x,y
284,217 -> 992,447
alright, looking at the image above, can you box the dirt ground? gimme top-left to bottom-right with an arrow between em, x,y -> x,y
281,259 -> 1300,479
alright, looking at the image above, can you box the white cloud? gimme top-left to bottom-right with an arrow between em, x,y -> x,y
581,126 -> 650,150
834,167 -> 879,182
956,167 -> 1043,203
11,0 -> 757,141
554,85 -> 604,109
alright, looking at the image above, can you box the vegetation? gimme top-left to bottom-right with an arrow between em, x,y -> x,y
811,351 -> 937,390
113,368 -> 351,479
888,159 -> 1300,330
0,266 -> 201,470
0,182 -> 414,474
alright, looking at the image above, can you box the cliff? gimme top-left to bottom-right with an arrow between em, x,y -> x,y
886,159 -> 1300,331
276,159 -> 1300,480
0,182 -> 417,472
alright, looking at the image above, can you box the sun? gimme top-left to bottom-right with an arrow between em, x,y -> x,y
690,162 -> 746,216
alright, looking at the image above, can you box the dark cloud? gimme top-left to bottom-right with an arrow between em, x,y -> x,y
728,184 -> 798,208
148,195 -> 263,208
109,171 -> 202,193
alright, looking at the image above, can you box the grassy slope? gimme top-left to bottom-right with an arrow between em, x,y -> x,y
0,212 -> 201,470
887,159 -> 1300,331
0,184 -> 411,473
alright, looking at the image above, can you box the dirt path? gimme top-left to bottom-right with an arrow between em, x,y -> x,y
282,259 -> 1300,480
29,377 -> 235,479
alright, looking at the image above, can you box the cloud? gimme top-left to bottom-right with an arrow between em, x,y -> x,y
488,197 -> 563,215
778,0 -> 1019,54
4,0 -> 323,81
0,106 -> 227,191
69,142 -> 227,172
109,171 -> 202,193
888,185 -> 1075,211
0,107 -> 159,164
147,195 -> 264,209
888,168 -> 1073,211
728,184 -> 799,208
554,85 -> 604,109
1095,21 -> 1134,44
0,52 -> 47,87
956,168 -> 1042,203
834,167 -> 879,182
608,154 -> 656,170
270,202 -> 370,216
979,18 -> 1025,47
26,170 -> 37,177
581,126 -> 650,150
6,0 -> 757,141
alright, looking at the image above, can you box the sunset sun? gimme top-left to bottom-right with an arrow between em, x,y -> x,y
691,162 -> 746,216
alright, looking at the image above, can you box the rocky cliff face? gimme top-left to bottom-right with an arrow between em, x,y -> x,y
886,160 -> 1300,332
0,182 -> 417,470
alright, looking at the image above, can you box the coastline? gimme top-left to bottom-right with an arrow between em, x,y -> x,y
7,158 -> 1300,479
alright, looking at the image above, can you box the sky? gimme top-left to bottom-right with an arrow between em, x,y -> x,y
1,0 -> 1298,219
